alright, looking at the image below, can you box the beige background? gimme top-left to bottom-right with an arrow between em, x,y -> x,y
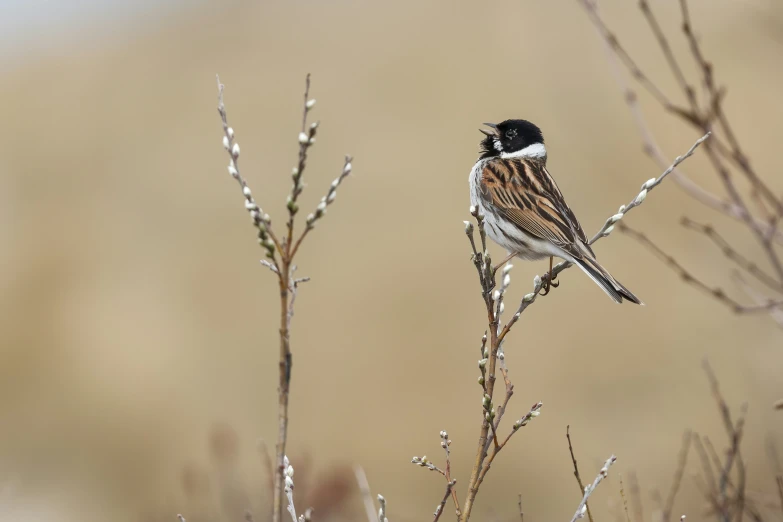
0,1 -> 782,521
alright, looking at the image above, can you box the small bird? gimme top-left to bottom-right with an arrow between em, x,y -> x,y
468,119 -> 642,304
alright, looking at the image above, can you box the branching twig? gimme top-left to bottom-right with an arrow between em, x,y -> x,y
567,426 -> 594,522
617,222 -> 783,314
434,481 -> 457,522
215,75 -> 353,522
682,218 -> 783,294
577,0 -> 783,326
570,456 -> 618,522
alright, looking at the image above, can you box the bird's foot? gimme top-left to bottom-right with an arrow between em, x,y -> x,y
540,256 -> 560,296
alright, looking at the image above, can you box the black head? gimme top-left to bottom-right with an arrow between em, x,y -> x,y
479,119 -> 545,159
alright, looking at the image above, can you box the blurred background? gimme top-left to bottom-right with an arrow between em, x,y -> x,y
1,0 -> 782,521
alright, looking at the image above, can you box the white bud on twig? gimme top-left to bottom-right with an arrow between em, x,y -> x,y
222,136 -> 230,150
642,178 -> 656,190
306,99 -> 316,109
228,165 -> 238,177
609,213 -> 623,224
298,132 -> 309,144
231,143 -> 240,158
634,189 -> 647,205
243,186 -> 252,197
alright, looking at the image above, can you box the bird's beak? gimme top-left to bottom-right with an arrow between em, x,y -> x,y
479,122 -> 498,137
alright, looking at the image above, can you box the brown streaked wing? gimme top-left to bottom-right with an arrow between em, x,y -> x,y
479,158 -> 587,255
538,163 -> 590,245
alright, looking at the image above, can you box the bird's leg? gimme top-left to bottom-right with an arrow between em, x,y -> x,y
492,252 -> 516,277
540,256 -> 560,296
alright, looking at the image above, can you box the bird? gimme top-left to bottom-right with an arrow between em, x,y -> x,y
468,119 -> 642,304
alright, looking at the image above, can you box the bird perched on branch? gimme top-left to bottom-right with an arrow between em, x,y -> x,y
469,119 -> 642,304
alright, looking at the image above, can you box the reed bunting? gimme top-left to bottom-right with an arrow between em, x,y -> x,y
469,119 -> 642,304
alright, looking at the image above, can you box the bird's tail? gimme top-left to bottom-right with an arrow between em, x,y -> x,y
573,253 -> 643,305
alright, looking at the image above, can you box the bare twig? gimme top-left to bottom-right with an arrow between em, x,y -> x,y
566,426 -> 594,522
434,481 -> 457,522
663,430 -> 692,522
682,218 -> 783,294
577,0 -> 783,324
617,222 -> 783,314
215,75 -> 353,522
570,456 -> 618,522
734,271 -> 783,329
412,431 -> 462,520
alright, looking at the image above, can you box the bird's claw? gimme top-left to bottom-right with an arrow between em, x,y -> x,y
540,270 -> 559,296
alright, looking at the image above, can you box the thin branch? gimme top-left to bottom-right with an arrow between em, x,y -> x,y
290,156 -> 353,259
570,456 -> 618,522
638,0 -> 697,108
434,481 -> 457,522
692,433 -> 718,499
617,222 -> 783,314
663,430 -> 692,522
216,77 -> 280,258
734,271 -> 783,328
678,0 -> 783,219
682,218 -> 783,293
286,74 -> 317,254
441,431 -> 462,519
579,0 -> 783,285
216,75 -> 355,522
566,426 -> 594,522
578,0 -> 682,113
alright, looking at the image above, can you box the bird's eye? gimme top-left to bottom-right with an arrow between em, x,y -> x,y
505,129 -> 517,139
